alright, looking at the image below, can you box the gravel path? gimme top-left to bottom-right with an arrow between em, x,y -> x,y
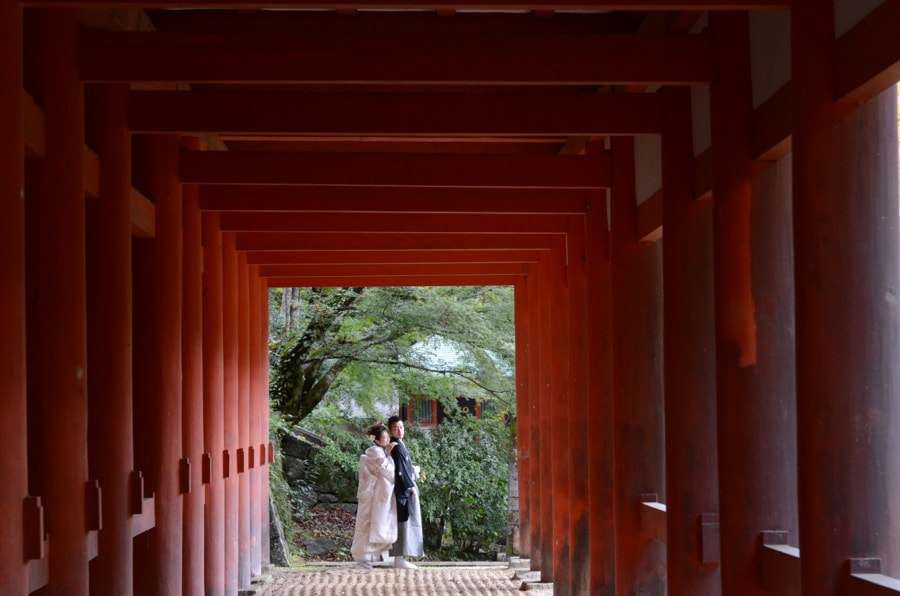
256,563 -> 551,595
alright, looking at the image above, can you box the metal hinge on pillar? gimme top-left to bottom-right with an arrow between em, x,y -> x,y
85,479 -> 102,532
237,448 -> 245,474
180,458 -> 191,494
248,445 -> 256,469
23,496 -> 45,560
223,449 -> 231,478
699,513 -> 720,565
202,452 -> 212,484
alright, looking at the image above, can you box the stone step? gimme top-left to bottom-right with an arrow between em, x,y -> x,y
508,557 -> 531,570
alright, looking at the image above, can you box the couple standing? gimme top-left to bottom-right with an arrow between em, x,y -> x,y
350,416 -> 424,569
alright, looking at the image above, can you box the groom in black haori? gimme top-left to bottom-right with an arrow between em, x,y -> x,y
387,416 -> 424,568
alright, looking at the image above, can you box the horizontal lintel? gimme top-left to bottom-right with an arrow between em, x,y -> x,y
267,273 -> 525,288
235,231 -> 556,251
129,90 -> 663,136
80,30 -> 714,86
218,211 -> 571,233
245,248 -> 544,265
259,262 -> 530,277
180,151 -> 612,189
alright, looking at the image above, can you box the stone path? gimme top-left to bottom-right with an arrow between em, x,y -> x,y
254,560 -> 553,595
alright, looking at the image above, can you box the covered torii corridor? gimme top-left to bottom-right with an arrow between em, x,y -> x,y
1,0 -> 899,594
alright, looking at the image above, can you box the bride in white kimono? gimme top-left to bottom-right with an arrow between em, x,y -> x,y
350,423 -> 397,568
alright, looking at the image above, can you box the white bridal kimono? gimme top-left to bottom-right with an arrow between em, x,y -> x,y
350,445 -> 398,562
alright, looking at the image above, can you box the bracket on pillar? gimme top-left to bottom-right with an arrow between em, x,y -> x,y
85,480 -> 102,532
237,448 -> 245,474
223,449 -> 231,479
847,558 -> 900,594
202,452 -> 212,484
639,493 -> 667,544
267,442 -> 274,464
130,470 -> 145,515
699,513 -> 720,565
760,531 -> 800,593
180,458 -> 191,494
248,445 -> 256,469
259,443 -> 266,466
23,496 -> 45,560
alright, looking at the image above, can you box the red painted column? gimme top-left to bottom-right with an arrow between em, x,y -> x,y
514,278 -> 531,556
584,190 -> 616,594
549,236 -> 571,593
526,269 -> 543,569
792,3 -> 900,590
222,232 -> 240,593
537,253 -> 554,580
566,216 -> 590,595
238,253 -> 252,586
610,137 -> 666,594
182,179 -> 206,596
202,212 -> 226,594
248,266 -> 263,575
661,86 -> 720,595
24,9 -> 90,593
132,134 -> 184,594
709,13 -> 799,594
0,3 -> 28,593
259,275 -> 272,567
84,83 -> 134,595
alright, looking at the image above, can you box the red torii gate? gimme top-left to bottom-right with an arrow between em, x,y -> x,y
1,1 -> 899,596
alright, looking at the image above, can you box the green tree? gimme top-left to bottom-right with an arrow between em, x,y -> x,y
269,285 -> 515,423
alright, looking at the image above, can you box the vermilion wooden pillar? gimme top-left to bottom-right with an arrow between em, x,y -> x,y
566,216 -> 590,595
792,3 -> 900,590
610,138 -> 665,594
526,269 -> 543,569
182,179 -> 205,596
537,253 -> 554,580
238,253 -> 252,587
132,134 -> 184,594
584,190 -> 616,594
661,86 -> 720,595
24,10 -> 90,593
202,212 -> 226,594
222,232 -> 240,593
248,266 -> 263,575
513,278 -> 531,556
85,83 -> 134,595
0,3 -> 28,593
709,13 -> 798,594
259,274 -> 272,567
549,236 -> 571,594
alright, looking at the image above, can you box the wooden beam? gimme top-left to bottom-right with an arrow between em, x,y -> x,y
23,91 -> 45,158
84,146 -> 100,199
259,262 -> 530,277
267,273 -> 524,288
129,90 -> 663,136
218,212 -> 570,233
30,0 -> 792,9
235,231 -> 556,251
130,187 -> 155,238
245,248 -> 544,265
179,151 -> 612,189
752,82 -> 792,161
199,185 -> 589,214
80,30 -> 714,86
833,0 -> 900,104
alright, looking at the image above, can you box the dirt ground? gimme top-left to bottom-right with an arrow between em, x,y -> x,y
256,562 -> 552,595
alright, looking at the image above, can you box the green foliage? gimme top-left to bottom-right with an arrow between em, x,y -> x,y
411,413 -> 511,555
269,286 -> 516,424
269,409 -> 297,550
